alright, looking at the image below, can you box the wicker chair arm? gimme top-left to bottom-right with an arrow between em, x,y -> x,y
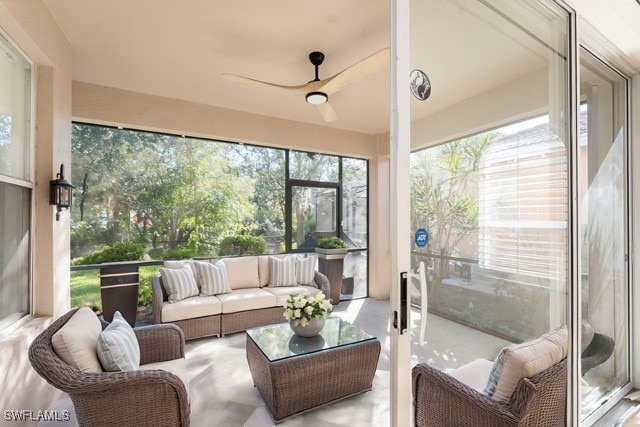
67,369 -> 189,427
151,275 -> 165,324
135,324 -> 185,365
412,363 -> 519,427
314,271 -> 331,299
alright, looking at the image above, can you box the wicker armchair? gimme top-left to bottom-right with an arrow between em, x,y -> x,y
412,359 -> 567,427
28,308 -> 190,427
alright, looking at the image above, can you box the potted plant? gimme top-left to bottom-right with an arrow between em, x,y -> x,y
283,293 -> 333,337
315,237 -> 348,305
314,237 -> 348,255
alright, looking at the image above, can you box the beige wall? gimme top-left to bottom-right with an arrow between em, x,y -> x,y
73,81 -> 376,159
0,0 -> 73,318
411,68 -> 549,150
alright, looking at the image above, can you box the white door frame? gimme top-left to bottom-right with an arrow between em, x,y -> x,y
389,0 -> 412,425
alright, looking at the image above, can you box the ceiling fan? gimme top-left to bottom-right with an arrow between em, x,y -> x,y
223,48 -> 390,123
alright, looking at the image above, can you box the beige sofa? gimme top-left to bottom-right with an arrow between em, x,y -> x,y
152,255 -> 330,340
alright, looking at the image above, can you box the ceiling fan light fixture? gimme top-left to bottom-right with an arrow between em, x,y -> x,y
306,91 -> 328,105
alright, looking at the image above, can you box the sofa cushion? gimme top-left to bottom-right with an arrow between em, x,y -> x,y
161,295 -> 222,322
222,256 -> 260,290
52,307 -> 103,373
257,255 -> 270,287
448,358 -> 494,393
216,288 -> 277,314
295,255 -> 317,286
96,311 -> 140,372
269,255 -> 297,287
160,266 -> 199,303
164,260 -> 199,286
140,358 -> 189,399
483,325 -> 568,403
264,286 -> 321,305
196,261 -> 231,296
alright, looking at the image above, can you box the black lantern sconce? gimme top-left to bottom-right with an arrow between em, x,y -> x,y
49,164 -> 74,221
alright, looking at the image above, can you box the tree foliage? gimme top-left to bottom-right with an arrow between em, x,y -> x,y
410,133 -> 495,304
71,124 -> 259,259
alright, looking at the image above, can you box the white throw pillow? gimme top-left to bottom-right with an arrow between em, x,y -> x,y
159,266 -> 199,303
96,311 -> 141,372
483,325 -> 568,403
295,255 -> 317,287
52,307 -> 103,373
269,255 -> 297,287
196,261 -> 232,296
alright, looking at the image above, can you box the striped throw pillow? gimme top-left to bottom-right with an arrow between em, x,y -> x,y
269,255 -> 297,287
96,311 -> 140,372
159,266 -> 199,303
196,261 -> 231,296
295,255 -> 317,286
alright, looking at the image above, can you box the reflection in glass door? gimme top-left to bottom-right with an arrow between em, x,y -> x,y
401,0 -> 571,424
579,48 -> 630,423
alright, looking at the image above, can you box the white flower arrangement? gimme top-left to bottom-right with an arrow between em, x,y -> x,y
283,293 -> 333,327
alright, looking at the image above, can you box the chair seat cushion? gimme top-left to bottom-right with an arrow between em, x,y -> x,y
264,285 -> 321,305
140,358 -> 189,399
51,307 -> 103,373
96,311 -> 140,372
448,359 -> 494,393
484,325 -> 568,403
216,288 -> 277,313
162,295 -> 222,322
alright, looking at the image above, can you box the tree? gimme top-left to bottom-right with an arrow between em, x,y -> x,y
410,133 -> 494,304
71,125 -> 256,258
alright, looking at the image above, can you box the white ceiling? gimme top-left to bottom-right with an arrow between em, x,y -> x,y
43,0 -> 640,136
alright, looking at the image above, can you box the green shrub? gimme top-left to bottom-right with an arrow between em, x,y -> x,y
316,237 -> 347,249
73,241 -> 145,265
218,235 -> 266,256
165,246 -> 197,260
137,266 -> 159,309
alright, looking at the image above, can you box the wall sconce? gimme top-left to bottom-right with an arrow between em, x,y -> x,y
49,164 -> 74,221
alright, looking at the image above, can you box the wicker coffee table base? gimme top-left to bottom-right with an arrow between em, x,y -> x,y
246,334 -> 381,423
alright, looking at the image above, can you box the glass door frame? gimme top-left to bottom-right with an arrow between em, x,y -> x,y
285,180 -> 341,253
577,38 -> 634,427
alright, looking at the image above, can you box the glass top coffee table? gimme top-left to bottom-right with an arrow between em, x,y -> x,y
245,317 -> 381,423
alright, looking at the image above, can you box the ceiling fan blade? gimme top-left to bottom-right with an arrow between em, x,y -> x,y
317,102 -> 337,122
223,73 -> 311,92
318,48 -> 390,95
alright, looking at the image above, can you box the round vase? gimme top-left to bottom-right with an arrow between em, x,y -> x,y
289,316 -> 326,338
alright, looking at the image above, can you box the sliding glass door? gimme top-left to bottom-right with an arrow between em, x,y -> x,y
579,47 -> 631,424
391,0 -> 573,424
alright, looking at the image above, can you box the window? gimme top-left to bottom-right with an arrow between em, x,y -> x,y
71,124 -> 369,302
0,30 -> 32,332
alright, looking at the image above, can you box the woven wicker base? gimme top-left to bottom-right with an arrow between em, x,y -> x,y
222,307 -> 285,335
168,315 -> 221,340
246,333 -> 381,423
